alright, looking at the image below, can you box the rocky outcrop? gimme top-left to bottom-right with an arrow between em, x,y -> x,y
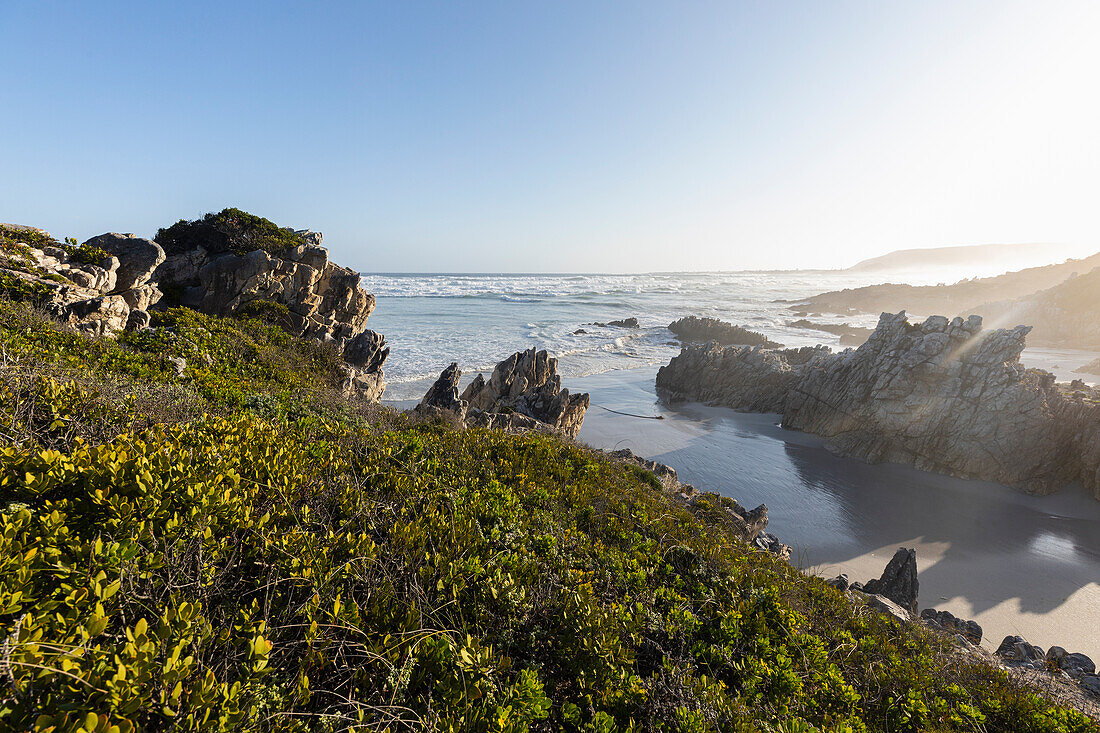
460,349 -> 590,439
920,609 -> 982,645
668,316 -> 781,348
784,312 -> 1100,494
415,351 -> 590,438
1,224 -> 164,336
861,547 -> 919,615
658,310 -> 1100,497
1047,647 -> 1096,679
656,343 -> 829,412
1,214 -> 389,401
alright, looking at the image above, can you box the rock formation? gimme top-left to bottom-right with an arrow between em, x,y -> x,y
656,343 -> 829,412
460,349 -> 590,439
658,310 -> 1100,497
861,547 -> 919,615
668,316 -> 781,348
416,350 -> 590,438
920,609 -> 983,645
1,224 -> 165,336
0,212 -> 389,401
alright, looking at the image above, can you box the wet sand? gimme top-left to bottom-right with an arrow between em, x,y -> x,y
570,366 -> 1100,661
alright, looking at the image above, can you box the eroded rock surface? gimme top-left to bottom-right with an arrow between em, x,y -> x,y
920,608 -> 983,645
861,547 -> 919,615
460,349 -> 590,438
658,310 -> 1100,497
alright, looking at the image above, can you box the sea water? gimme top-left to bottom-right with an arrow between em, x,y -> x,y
364,270 -> 1100,659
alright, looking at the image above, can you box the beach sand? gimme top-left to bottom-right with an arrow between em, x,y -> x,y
570,365 -> 1100,662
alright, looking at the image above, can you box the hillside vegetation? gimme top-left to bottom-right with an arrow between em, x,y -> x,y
0,297 -> 1096,732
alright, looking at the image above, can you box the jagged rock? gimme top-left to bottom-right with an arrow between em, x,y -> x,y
657,343 -> 829,411
1082,676 -> 1100,697
608,317 -> 639,328
154,217 -> 387,399
341,366 -> 386,402
466,410 -> 552,434
826,574 -> 851,591
83,233 -> 165,291
862,547 -> 918,615
121,284 -> 162,312
460,349 -> 589,438
996,635 -> 1045,665
668,316 -> 781,347
416,363 -> 468,422
752,532 -> 791,560
921,608 -> 982,644
1047,647 -> 1096,679
683,493 -> 770,543
344,330 -> 389,371
606,448 -> 680,485
658,310 -> 1100,497
784,312 -> 1100,495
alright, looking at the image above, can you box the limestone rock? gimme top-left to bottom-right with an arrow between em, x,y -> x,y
921,608 -> 982,644
668,316 -> 781,347
460,349 -> 589,438
83,233 -> 165,291
54,295 -> 131,337
862,593 -> 911,623
862,547 -> 918,615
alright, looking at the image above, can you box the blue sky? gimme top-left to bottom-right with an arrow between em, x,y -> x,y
3,1 -> 1098,272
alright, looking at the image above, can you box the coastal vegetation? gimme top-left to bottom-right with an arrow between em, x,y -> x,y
1,295 -> 1096,731
155,208 -> 309,258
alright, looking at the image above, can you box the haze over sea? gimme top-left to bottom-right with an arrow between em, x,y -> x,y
367,266 -> 1100,662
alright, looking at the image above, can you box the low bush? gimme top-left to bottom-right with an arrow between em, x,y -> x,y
155,208 -> 305,258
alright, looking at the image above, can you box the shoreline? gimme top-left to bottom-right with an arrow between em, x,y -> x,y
386,362 -> 1100,661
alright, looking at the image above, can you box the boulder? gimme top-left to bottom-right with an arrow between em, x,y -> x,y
460,349 -> 589,439
1081,675 -> 1100,697
82,233 -> 165,291
344,330 -> 389,371
54,295 -> 131,337
996,635 -> 1045,665
862,547 -> 919,616
920,608 -> 982,644
668,316 -> 781,347
1046,647 -> 1096,679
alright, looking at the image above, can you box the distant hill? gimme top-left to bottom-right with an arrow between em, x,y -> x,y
797,252 -> 1100,331
973,267 -> 1100,349
846,243 -> 1087,276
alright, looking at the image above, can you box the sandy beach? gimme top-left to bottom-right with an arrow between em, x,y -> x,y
569,365 -> 1100,662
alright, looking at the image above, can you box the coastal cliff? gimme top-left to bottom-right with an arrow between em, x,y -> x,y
658,311 -> 1100,498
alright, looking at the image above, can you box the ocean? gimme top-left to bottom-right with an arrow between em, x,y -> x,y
363,269 -> 1100,660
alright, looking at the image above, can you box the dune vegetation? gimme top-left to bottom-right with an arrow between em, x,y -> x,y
0,293 -> 1095,732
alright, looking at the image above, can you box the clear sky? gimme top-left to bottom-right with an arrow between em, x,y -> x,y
3,1 -> 1098,272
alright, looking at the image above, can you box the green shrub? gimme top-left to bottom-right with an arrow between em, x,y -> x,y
155,208 -> 305,258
